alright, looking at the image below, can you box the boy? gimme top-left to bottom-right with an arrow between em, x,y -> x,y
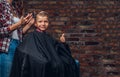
10,11 -> 79,77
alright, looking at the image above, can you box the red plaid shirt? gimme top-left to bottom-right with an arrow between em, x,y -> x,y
0,0 -> 22,53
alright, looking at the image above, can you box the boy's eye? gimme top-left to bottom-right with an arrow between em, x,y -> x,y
44,21 -> 48,23
38,21 -> 48,23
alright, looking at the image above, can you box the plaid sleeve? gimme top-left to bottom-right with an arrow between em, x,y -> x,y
0,2 -> 11,37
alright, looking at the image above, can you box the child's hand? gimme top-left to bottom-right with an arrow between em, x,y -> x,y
60,33 -> 66,43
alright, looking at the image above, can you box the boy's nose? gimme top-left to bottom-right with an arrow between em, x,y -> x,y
41,22 -> 45,25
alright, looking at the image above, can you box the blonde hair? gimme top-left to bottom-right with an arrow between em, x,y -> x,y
36,11 -> 49,20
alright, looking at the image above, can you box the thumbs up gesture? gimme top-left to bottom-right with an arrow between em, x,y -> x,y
60,33 -> 66,43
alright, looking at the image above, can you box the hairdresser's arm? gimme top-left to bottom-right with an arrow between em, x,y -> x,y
0,3 -> 22,36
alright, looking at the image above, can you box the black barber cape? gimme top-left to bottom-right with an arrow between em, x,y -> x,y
10,30 -> 79,77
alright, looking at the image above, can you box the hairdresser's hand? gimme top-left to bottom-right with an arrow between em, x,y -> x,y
60,33 -> 66,43
20,13 -> 33,25
22,17 -> 35,34
26,13 -> 35,26
9,13 -> 33,31
25,13 -> 34,24
27,18 -> 35,26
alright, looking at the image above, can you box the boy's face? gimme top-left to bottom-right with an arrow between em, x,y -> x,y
35,16 -> 49,31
